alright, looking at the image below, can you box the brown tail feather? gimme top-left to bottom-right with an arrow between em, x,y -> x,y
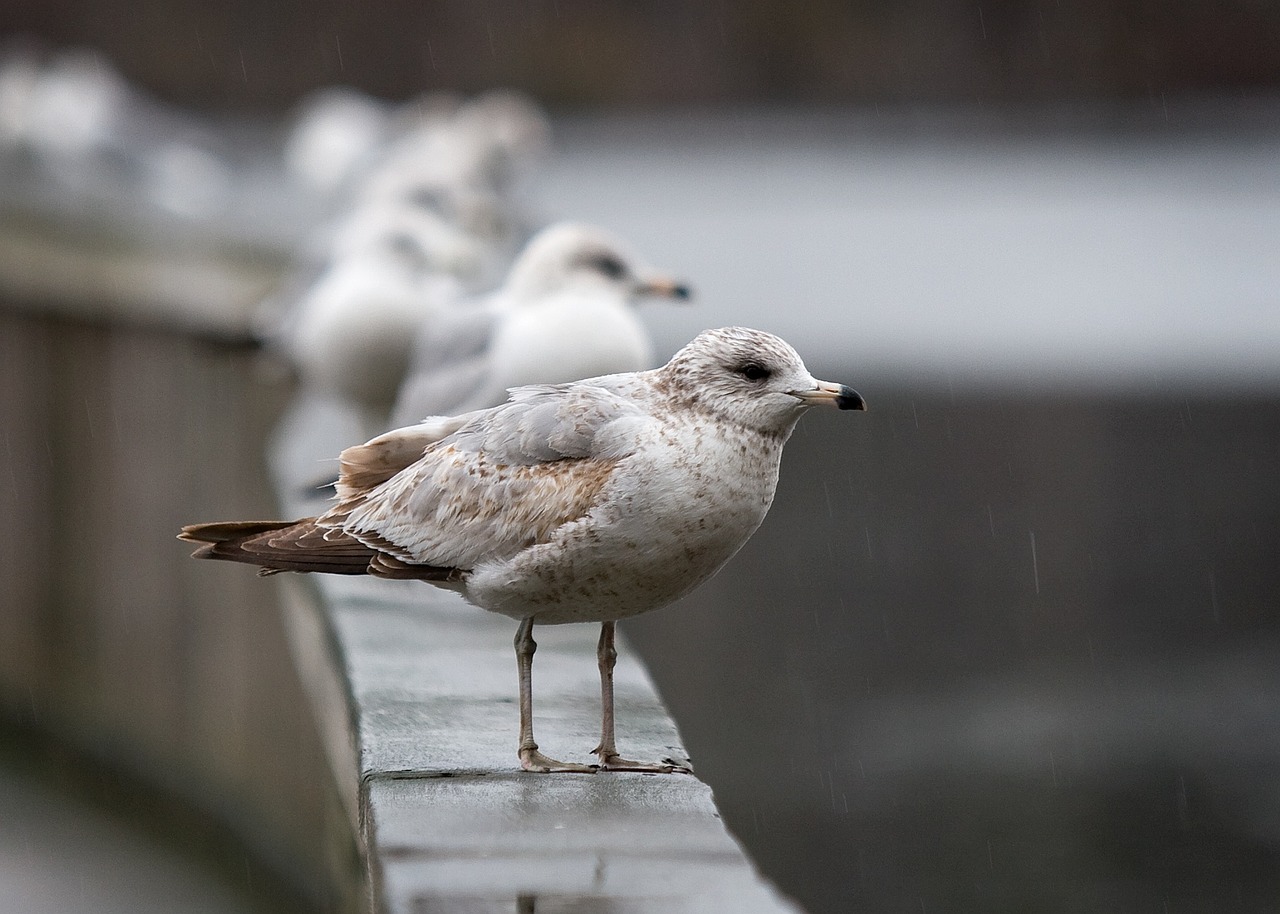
179,518 -> 376,575
179,520 -> 300,544
179,518 -> 466,581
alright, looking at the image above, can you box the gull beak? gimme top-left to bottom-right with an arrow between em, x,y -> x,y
634,275 -> 693,301
791,379 -> 867,411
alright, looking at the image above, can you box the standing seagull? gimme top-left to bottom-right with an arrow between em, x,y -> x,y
389,221 -> 690,427
181,327 -> 866,772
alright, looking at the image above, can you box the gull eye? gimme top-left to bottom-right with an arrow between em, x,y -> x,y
737,362 -> 771,382
579,252 -> 628,280
408,188 -> 450,217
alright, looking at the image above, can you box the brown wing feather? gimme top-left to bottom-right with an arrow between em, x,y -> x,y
368,552 -> 466,582
335,419 -> 469,500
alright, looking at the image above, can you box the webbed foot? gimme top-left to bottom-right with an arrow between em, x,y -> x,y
594,750 -> 693,774
519,746 -> 596,773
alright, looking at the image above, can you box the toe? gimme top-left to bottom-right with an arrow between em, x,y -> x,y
519,748 -> 597,773
596,753 -> 693,774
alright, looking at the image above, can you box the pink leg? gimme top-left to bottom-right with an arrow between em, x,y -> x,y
515,617 -> 594,773
593,621 -> 692,774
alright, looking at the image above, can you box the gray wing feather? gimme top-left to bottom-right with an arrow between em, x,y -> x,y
449,381 -> 648,463
330,381 -> 652,567
390,302 -> 504,425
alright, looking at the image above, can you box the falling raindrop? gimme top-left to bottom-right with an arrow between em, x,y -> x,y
1029,530 -> 1040,594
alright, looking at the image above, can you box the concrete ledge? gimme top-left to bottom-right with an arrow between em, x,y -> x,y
272,397 -> 799,913
372,776 -> 790,912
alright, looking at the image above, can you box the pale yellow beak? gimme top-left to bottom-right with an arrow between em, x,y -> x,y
790,379 -> 867,411
634,276 -> 692,301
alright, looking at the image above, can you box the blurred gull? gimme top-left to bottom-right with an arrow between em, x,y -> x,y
390,221 -> 691,428
350,90 -> 551,285
15,47 -> 128,159
283,86 -> 394,200
182,327 -> 867,772
325,202 -> 491,279
445,88 -> 552,197
276,241 -> 462,430
368,89 -> 550,207
266,91 -> 550,424
0,45 -> 232,218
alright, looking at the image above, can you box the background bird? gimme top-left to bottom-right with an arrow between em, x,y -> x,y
390,220 -> 691,428
262,91 -> 550,434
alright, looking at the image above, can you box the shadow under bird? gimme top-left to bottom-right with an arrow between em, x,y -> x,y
181,327 -> 865,773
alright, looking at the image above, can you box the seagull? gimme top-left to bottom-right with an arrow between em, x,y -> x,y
283,86 -> 393,199
347,90 -> 550,286
181,327 -> 866,773
390,221 -> 691,428
276,245 -> 463,427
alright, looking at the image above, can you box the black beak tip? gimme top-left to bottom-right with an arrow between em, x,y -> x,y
837,386 -> 867,411
671,283 -> 692,300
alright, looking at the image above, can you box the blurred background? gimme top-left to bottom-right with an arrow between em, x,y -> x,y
5,0 -> 1280,107
2,2 -> 1279,913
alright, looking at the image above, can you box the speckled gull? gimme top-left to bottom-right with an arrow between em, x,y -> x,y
389,221 -> 690,428
180,327 -> 866,773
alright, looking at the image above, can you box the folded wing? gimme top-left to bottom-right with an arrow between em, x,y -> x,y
331,380 -> 651,570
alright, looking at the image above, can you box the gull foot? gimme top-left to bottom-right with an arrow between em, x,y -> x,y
519,747 -> 596,773
595,751 -> 693,774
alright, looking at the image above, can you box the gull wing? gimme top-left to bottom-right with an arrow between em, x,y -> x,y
389,300 -> 504,426
329,381 -> 652,570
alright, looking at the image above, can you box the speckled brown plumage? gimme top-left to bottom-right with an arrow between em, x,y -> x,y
181,326 -> 865,772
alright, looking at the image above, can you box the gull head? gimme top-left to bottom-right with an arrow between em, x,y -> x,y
660,327 -> 866,436
504,222 -> 691,304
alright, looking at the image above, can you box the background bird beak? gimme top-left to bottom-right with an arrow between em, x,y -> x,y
791,380 -> 867,411
635,276 -> 693,300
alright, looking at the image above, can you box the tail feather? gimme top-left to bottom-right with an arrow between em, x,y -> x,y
179,520 -> 298,544
179,518 -> 375,575
179,518 -> 465,581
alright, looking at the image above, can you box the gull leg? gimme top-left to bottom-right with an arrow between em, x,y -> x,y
593,621 -> 692,774
515,617 -> 594,773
